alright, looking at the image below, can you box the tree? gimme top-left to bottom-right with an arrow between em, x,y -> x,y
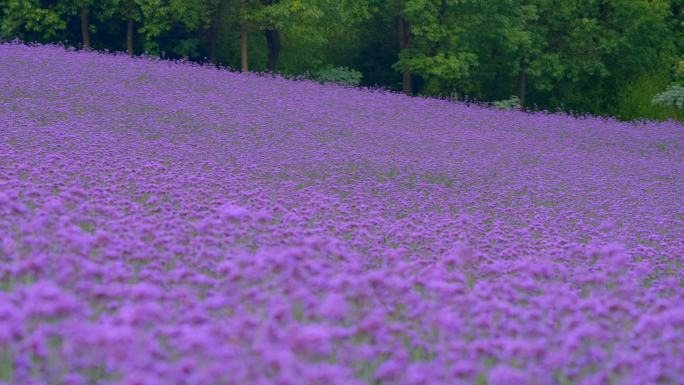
652,58 -> 684,118
80,0 -> 90,48
549,0 -> 675,115
132,0 -> 211,57
94,0 -> 141,55
0,0 -> 680,121
55,0 -> 96,49
240,0 -> 248,71
208,0 -> 227,65
0,0 -> 65,41
397,0 -> 530,99
261,0 -> 280,71
396,15 -> 412,94
242,0 -> 370,73
122,0 -> 142,56
377,0 -> 413,94
457,0 -> 539,109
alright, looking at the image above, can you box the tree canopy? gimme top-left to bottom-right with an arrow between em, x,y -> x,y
0,0 -> 681,120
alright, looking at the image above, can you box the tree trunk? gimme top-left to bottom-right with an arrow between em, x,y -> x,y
81,5 -> 90,50
402,70 -> 412,95
209,5 -> 221,66
397,16 -> 412,95
261,0 -> 280,72
240,23 -> 248,72
265,29 -> 280,71
126,18 -> 134,56
518,61 -> 528,111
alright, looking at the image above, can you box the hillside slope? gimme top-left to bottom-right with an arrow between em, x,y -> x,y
1,43 -> 684,385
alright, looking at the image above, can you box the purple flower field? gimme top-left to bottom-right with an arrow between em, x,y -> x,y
1,43 -> 684,385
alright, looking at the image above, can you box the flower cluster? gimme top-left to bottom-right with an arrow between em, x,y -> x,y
0,43 -> 683,385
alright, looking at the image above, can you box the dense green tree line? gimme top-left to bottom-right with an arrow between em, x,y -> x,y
1,0 -> 682,120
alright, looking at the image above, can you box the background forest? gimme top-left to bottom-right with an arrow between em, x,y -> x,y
1,0 -> 683,121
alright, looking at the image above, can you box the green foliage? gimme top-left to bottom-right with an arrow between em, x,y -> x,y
645,59 -> 684,120
0,0 -> 681,121
652,84 -> 684,109
394,0 -> 479,95
527,0 -> 679,116
615,71 -> 681,121
173,37 -> 200,58
136,0 -> 210,41
493,96 -> 521,111
246,0 -> 371,74
313,66 -> 363,86
670,58 -> 684,86
0,0 -> 65,39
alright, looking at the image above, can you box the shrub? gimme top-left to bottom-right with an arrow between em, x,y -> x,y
652,84 -> 684,109
492,96 -> 521,110
615,71 -> 682,121
312,66 -> 363,87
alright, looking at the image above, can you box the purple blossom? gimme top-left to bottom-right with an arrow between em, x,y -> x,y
0,42 -> 682,384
